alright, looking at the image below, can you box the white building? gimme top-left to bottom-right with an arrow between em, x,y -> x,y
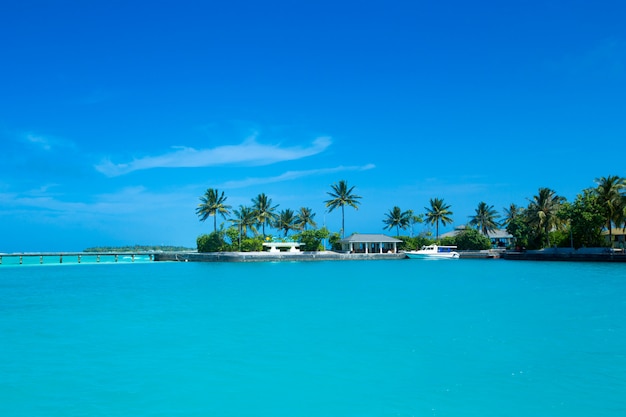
339,233 -> 402,254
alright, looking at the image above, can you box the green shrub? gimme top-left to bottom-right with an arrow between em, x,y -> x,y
293,228 -> 330,251
454,228 -> 491,250
439,236 -> 457,246
396,236 -> 431,251
197,232 -> 228,253
328,232 -> 343,251
240,237 -> 263,252
224,227 -> 240,247
549,230 -> 572,248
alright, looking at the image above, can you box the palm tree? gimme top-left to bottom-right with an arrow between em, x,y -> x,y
501,203 -> 521,229
325,180 -> 362,238
295,207 -> 317,231
616,196 -> 626,231
424,198 -> 453,241
383,206 -> 411,236
526,187 -> 565,247
406,209 -> 424,237
231,205 -> 258,238
252,193 -> 279,237
594,175 -> 626,243
469,201 -> 500,236
275,209 -> 297,236
196,188 -> 231,232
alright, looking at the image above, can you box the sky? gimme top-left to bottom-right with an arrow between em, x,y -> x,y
1,0 -> 625,252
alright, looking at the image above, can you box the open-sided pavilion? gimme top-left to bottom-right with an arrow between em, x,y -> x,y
339,233 -> 402,254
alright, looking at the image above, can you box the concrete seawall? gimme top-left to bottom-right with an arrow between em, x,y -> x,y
154,251 -> 408,262
458,250 -> 503,259
502,248 -> 626,262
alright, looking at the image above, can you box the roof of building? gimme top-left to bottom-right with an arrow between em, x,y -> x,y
602,228 -> 626,236
439,226 -> 513,239
487,229 -> 514,239
339,233 -> 403,243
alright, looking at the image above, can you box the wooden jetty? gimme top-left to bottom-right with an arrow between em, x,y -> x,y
0,252 -> 155,265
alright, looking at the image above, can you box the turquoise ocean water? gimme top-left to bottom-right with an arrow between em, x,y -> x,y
1,259 -> 625,416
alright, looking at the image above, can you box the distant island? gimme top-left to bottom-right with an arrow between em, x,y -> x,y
84,245 -> 194,253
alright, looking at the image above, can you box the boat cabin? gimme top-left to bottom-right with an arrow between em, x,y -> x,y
421,245 -> 457,253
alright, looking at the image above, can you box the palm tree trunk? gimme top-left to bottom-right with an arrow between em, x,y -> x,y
341,205 -> 345,238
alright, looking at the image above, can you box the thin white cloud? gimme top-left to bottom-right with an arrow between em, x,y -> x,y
24,134 -> 52,150
21,132 -> 75,151
216,163 -> 376,189
0,186 -> 193,219
95,136 -> 333,177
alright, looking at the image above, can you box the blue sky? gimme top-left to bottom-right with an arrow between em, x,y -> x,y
1,0 -> 625,252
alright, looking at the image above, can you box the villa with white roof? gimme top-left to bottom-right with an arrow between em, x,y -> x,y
339,233 -> 402,254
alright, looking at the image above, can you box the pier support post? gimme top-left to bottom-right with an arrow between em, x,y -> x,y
20,256 -> 23,264
115,255 -> 118,262
60,254 -> 63,264
78,255 -> 81,263
40,255 -> 43,264
97,255 -> 100,263
132,254 -> 135,262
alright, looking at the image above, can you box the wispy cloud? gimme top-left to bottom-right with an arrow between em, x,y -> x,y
0,191 -> 90,215
20,132 -> 75,152
216,163 -> 376,189
24,134 -> 53,150
0,185 -> 194,219
416,176 -> 496,196
95,136 -> 333,177
575,38 -> 626,78
547,37 -> 626,80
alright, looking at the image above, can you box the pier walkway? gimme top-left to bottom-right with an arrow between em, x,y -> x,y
0,252 -> 155,266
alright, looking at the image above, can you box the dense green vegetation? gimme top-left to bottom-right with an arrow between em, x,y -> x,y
195,175 -> 626,252
196,228 -> 332,253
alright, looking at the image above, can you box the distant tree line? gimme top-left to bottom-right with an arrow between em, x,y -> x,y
195,175 -> 626,252
84,245 -> 193,253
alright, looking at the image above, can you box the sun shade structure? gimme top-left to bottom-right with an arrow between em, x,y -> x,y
262,241 -> 301,253
339,233 -> 402,254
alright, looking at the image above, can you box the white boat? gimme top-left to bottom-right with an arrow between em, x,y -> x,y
405,245 -> 460,259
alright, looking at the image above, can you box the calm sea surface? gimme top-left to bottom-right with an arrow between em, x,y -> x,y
1,259 -> 625,416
